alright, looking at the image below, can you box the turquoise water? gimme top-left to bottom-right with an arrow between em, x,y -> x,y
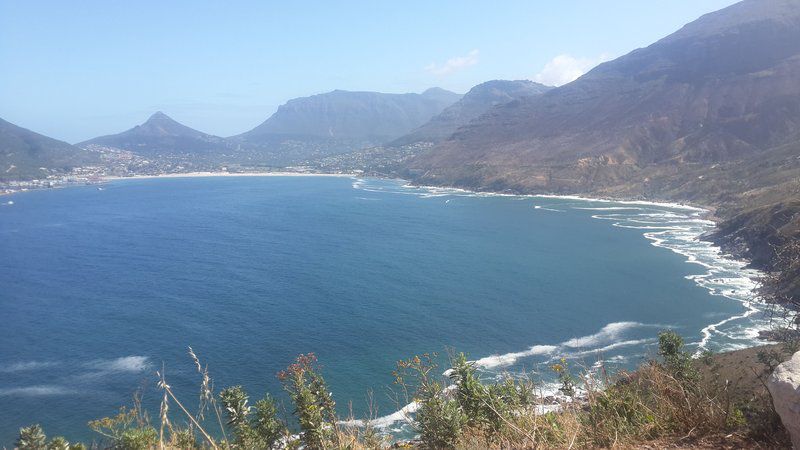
0,176 -> 763,443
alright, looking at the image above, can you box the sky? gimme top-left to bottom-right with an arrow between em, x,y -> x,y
0,0 -> 740,143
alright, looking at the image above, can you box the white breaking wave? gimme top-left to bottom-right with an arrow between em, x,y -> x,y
474,345 -> 559,369
585,204 -> 766,353
474,322 -> 659,371
0,385 -> 77,397
562,321 -> 646,348
0,361 -> 59,373
82,356 -> 150,375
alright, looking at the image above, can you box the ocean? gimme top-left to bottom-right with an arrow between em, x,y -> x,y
0,176 -> 765,443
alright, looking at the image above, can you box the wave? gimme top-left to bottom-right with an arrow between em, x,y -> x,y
0,385 -> 77,397
533,205 -> 564,212
585,206 -> 765,353
474,345 -> 559,369
0,361 -> 59,373
82,356 -> 150,376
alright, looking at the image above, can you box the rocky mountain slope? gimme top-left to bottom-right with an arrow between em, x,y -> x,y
0,118 -> 98,181
407,0 -> 800,191
391,80 -> 551,146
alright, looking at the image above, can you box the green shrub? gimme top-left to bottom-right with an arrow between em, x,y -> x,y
658,330 -> 697,382
278,353 -> 337,450
219,385 -> 286,449
45,436 -> 70,450
16,424 -> 47,450
116,426 -> 157,450
395,354 -> 466,449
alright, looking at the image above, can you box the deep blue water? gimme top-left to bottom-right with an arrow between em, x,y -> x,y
0,176 -> 760,443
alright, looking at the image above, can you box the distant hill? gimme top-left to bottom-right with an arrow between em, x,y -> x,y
79,112 -> 232,156
0,118 -> 97,181
235,88 -> 461,162
392,80 -> 551,146
406,0 -> 800,194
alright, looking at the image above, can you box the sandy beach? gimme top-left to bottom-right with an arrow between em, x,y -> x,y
102,171 -> 359,182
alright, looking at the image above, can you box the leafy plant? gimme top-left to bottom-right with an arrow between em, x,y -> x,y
16,424 -> 47,450
278,353 -> 337,450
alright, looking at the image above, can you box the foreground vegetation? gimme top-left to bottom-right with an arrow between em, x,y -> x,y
14,331 -> 795,449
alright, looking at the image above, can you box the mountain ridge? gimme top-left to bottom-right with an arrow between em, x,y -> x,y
390,80 -> 552,146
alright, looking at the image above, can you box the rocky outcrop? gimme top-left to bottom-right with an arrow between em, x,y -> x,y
769,350 -> 800,449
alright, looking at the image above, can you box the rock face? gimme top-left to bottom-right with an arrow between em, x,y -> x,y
769,350 -> 800,449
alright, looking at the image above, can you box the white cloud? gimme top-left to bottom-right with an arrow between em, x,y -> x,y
425,49 -> 479,76
532,53 -> 611,87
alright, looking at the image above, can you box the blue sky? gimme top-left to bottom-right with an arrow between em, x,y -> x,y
0,0 -> 739,143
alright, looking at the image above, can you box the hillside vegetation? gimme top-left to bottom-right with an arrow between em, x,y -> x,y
11,332 -> 795,449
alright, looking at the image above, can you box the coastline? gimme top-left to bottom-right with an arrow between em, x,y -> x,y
101,170 -> 361,181
345,177 -> 769,433
372,178 -> 768,348
0,171 -> 362,198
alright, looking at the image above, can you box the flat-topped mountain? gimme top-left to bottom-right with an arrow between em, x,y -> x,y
79,112 -> 231,156
235,88 -> 461,161
406,0 -> 800,194
392,80 -> 552,146
0,118 -> 97,181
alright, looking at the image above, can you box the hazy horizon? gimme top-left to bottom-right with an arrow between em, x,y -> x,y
1,0 -> 738,143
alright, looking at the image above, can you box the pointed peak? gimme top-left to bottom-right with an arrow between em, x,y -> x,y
147,111 -> 171,122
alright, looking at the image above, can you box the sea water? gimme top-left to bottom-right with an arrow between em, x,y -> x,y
0,176 -> 765,443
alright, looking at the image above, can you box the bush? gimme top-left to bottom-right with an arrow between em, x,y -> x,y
16,424 -> 46,450
395,353 -> 466,449
278,353 -> 338,450
117,426 -> 158,450
658,330 -> 697,382
218,385 -> 286,449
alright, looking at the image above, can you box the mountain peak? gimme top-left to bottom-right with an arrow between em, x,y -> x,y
144,111 -> 175,124
78,112 -> 227,155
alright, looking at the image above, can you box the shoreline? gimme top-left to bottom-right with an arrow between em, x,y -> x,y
101,170 -> 361,182
0,170 -> 362,198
